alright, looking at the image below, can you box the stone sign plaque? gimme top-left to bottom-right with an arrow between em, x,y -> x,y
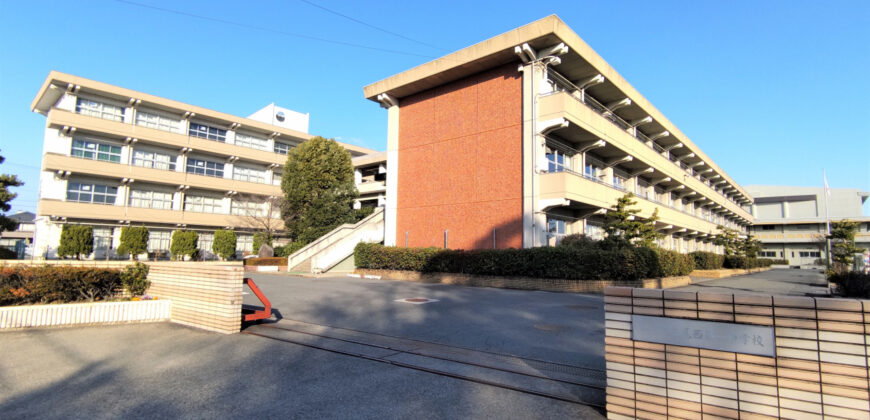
631,315 -> 776,357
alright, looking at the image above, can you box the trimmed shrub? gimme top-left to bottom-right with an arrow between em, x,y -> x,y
212,229 -> 237,260
0,265 -> 122,305
118,226 -> 149,258
244,257 -> 287,266
829,272 -> 870,298
120,262 -> 150,296
57,225 -> 93,259
275,241 -> 307,257
354,243 -> 694,281
724,256 -> 776,269
170,230 -> 198,260
689,252 -> 725,270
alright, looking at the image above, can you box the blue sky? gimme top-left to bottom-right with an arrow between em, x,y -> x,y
1,0 -> 868,215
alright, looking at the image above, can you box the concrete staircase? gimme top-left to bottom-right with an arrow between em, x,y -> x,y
287,207 -> 384,273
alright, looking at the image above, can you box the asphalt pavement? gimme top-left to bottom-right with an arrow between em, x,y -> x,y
675,268 -> 829,296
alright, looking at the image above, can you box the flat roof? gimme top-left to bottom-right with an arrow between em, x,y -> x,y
33,71 -> 377,156
363,15 -> 751,202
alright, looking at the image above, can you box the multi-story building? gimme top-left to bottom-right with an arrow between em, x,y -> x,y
747,185 -> 870,266
31,71 -> 376,259
364,15 -> 753,251
0,211 -> 35,258
353,152 -> 387,209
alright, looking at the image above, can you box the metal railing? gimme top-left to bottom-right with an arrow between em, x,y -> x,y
543,70 -> 747,212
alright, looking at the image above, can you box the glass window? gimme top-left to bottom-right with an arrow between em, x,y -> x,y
233,166 -> 266,184
759,251 -> 777,258
234,133 -> 269,151
612,174 -> 626,190
585,222 -> 604,240
546,152 -> 566,173
76,97 -> 125,122
584,163 -> 598,179
272,172 -> 282,186
66,181 -> 117,205
71,139 -> 121,163
274,142 -> 292,155
129,189 -> 174,210
238,235 -> 253,252
547,218 -> 566,235
186,158 -> 224,178
198,233 -> 214,257
148,230 -> 171,252
188,122 -> 227,142
135,110 -> 182,133
132,149 -> 176,171
184,195 -> 224,214
799,251 -> 821,258
231,200 -> 266,217
93,227 -> 113,251
761,225 -> 775,231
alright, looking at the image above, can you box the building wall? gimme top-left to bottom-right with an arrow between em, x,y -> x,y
395,64 -> 524,249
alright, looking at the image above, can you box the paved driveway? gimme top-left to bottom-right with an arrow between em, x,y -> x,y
675,268 -> 828,296
0,323 -> 603,419
244,274 -> 606,370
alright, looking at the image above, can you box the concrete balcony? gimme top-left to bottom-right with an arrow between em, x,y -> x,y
357,180 -> 386,195
43,153 -> 279,196
539,171 -> 720,235
37,199 -> 282,230
47,109 -> 287,166
537,91 -> 752,222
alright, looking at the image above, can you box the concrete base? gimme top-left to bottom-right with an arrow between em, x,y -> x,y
353,269 -> 692,293
690,267 -> 771,279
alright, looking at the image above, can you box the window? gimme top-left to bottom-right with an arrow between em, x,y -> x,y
758,251 -> 777,258
232,166 -> 266,184
133,149 -> 175,171
148,230 -> 171,252
584,163 -> 598,179
234,133 -> 269,151
66,182 -> 117,204
186,158 -> 224,178
135,110 -> 182,133
238,235 -> 253,252
585,222 -> 604,240
71,139 -> 121,163
184,195 -> 224,214
198,233 -> 214,258
76,97 -> 125,122
612,174 -> 626,190
799,251 -> 821,258
188,122 -> 227,142
93,227 -> 113,251
231,200 -> 266,217
546,152 -> 567,173
761,225 -> 775,231
547,218 -> 567,236
129,189 -> 174,210
795,224 -> 815,230
274,142 -> 292,155
272,171 -> 282,186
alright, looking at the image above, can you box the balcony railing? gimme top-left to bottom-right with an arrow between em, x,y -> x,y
543,70 -> 745,209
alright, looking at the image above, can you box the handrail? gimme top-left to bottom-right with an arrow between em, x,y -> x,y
287,206 -> 384,262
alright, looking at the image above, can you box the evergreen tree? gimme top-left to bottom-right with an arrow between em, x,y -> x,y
740,235 -> 762,258
830,220 -> 865,269
603,193 -> 662,248
117,226 -> 149,260
714,226 -> 742,256
281,136 -> 358,244
212,229 -> 237,260
169,230 -> 198,260
57,225 -> 94,260
0,153 -> 24,233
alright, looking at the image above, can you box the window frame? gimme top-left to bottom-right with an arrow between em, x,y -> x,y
71,138 -> 122,163
186,158 -> 225,178
188,122 -> 227,142
66,181 -> 118,205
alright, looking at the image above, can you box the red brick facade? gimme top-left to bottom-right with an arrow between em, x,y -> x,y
396,64 -> 523,249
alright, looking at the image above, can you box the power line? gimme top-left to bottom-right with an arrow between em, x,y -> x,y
112,0 -> 440,60
298,0 -> 446,51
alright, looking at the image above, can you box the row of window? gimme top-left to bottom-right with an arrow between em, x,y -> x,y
75,97 -> 295,154
86,226 -> 255,253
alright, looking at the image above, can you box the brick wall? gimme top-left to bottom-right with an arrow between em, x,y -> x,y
604,287 -> 870,419
146,262 -> 244,334
396,63 -> 523,250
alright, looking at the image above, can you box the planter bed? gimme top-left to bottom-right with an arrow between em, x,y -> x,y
353,269 -> 692,293
0,299 -> 171,330
690,267 -> 771,279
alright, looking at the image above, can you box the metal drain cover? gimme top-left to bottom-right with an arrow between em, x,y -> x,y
395,297 -> 439,304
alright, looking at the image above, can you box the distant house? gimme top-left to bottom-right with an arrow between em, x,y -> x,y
1,211 -> 36,258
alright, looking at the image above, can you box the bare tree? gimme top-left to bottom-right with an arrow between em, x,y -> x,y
230,193 -> 285,242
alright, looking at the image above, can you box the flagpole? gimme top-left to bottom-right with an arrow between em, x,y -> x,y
824,169 -> 831,266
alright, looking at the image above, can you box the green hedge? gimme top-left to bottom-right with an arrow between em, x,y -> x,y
689,252 -> 725,270
354,243 -> 694,281
0,265 -> 123,305
0,248 -> 17,259
829,271 -> 870,298
724,256 -> 776,269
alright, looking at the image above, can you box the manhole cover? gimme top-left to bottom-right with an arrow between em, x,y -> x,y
395,297 -> 439,304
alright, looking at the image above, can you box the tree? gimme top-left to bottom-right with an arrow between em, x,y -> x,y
740,235 -> 762,258
169,230 -> 198,260
830,220 -> 865,270
232,193 -> 284,249
252,232 -> 272,256
603,193 -> 662,248
0,153 -> 24,233
120,262 -> 150,296
714,226 -> 742,256
281,136 -> 358,244
57,225 -> 94,260
212,229 -> 237,260
117,226 -> 149,259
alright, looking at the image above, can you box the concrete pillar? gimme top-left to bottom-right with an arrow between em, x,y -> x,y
383,101 -> 400,246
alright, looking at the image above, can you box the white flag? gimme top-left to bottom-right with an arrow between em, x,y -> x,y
823,170 -> 830,196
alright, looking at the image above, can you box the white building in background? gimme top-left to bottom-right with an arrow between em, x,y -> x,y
747,185 -> 870,266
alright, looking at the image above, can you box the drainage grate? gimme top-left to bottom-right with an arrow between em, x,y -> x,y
395,297 -> 439,304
